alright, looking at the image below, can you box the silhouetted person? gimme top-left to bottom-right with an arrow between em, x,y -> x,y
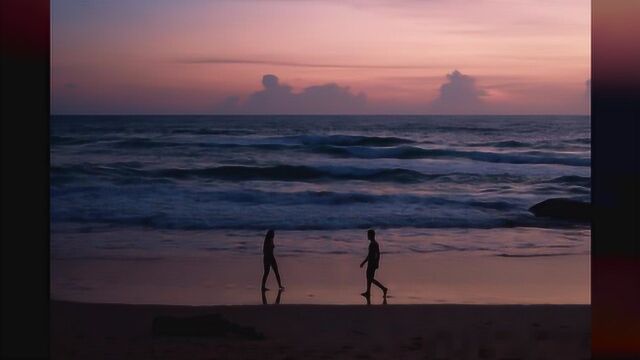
360,229 -> 388,299
261,229 -> 284,291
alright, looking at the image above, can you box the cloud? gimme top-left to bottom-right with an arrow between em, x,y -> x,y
64,82 -> 78,90
430,70 -> 487,114
214,95 -> 241,114
180,57 -> 440,70
215,74 -> 366,114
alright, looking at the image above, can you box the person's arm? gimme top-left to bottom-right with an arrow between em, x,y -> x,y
360,255 -> 369,268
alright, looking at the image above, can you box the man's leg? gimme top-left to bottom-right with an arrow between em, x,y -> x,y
363,267 -> 374,295
372,279 -> 388,296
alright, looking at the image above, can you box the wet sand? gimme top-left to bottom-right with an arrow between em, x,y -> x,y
51,300 -> 590,359
52,253 -> 590,305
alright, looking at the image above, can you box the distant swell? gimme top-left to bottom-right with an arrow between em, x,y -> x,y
316,146 -> 589,166
101,134 -> 416,150
467,138 -> 590,149
170,128 -> 255,136
53,163 -> 577,185
97,141 -> 590,167
468,140 -> 531,148
275,134 -> 415,146
56,135 -> 589,168
544,175 -> 591,187
157,165 -> 427,182
52,164 -> 435,183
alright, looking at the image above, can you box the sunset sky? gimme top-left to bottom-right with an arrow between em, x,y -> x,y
51,0 -> 590,114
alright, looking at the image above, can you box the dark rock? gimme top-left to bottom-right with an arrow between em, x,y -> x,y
529,198 -> 591,222
152,314 -> 264,339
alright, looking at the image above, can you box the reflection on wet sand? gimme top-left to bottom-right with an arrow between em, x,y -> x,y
361,291 -> 388,305
261,288 -> 283,305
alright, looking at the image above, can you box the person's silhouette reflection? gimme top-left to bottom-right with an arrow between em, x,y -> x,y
261,288 -> 283,305
362,291 -> 371,305
360,291 -> 389,305
360,229 -> 388,300
261,229 -> 284,291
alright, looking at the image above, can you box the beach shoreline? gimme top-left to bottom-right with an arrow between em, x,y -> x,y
52,251 -> 590,306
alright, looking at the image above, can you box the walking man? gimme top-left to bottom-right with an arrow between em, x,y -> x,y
360,229 -> 388,298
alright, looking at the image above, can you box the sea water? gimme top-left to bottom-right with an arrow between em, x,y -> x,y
51,115 -> 590,259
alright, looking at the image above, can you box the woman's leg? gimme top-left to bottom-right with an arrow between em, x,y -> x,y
271,258 -> 283,288
261,261 -> 271,290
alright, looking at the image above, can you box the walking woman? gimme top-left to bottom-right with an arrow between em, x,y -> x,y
261,229 -> 284,291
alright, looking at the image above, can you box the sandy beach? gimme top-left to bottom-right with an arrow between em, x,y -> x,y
51,229 -> 591,358
51,300 -> 590,359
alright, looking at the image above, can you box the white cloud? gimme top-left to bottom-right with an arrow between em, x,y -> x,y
215,74 -> 366,114
430,70 -> 487,114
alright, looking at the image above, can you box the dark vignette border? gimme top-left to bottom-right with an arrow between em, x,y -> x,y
592,0 -> 640,359
0,0 -> 639,358
1,0 -> 50,358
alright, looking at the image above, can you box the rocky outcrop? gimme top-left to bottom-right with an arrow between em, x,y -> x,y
529,198 -> 591,222
152,314 -> 264,339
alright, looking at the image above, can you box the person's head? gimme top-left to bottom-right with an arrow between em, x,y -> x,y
367,229 -> 375,241
265,229 -> 275,241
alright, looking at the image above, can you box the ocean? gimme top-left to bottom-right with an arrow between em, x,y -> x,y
50,115 -> 590,260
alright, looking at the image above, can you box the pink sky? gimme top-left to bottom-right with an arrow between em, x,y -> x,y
51,0 -> 590,114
